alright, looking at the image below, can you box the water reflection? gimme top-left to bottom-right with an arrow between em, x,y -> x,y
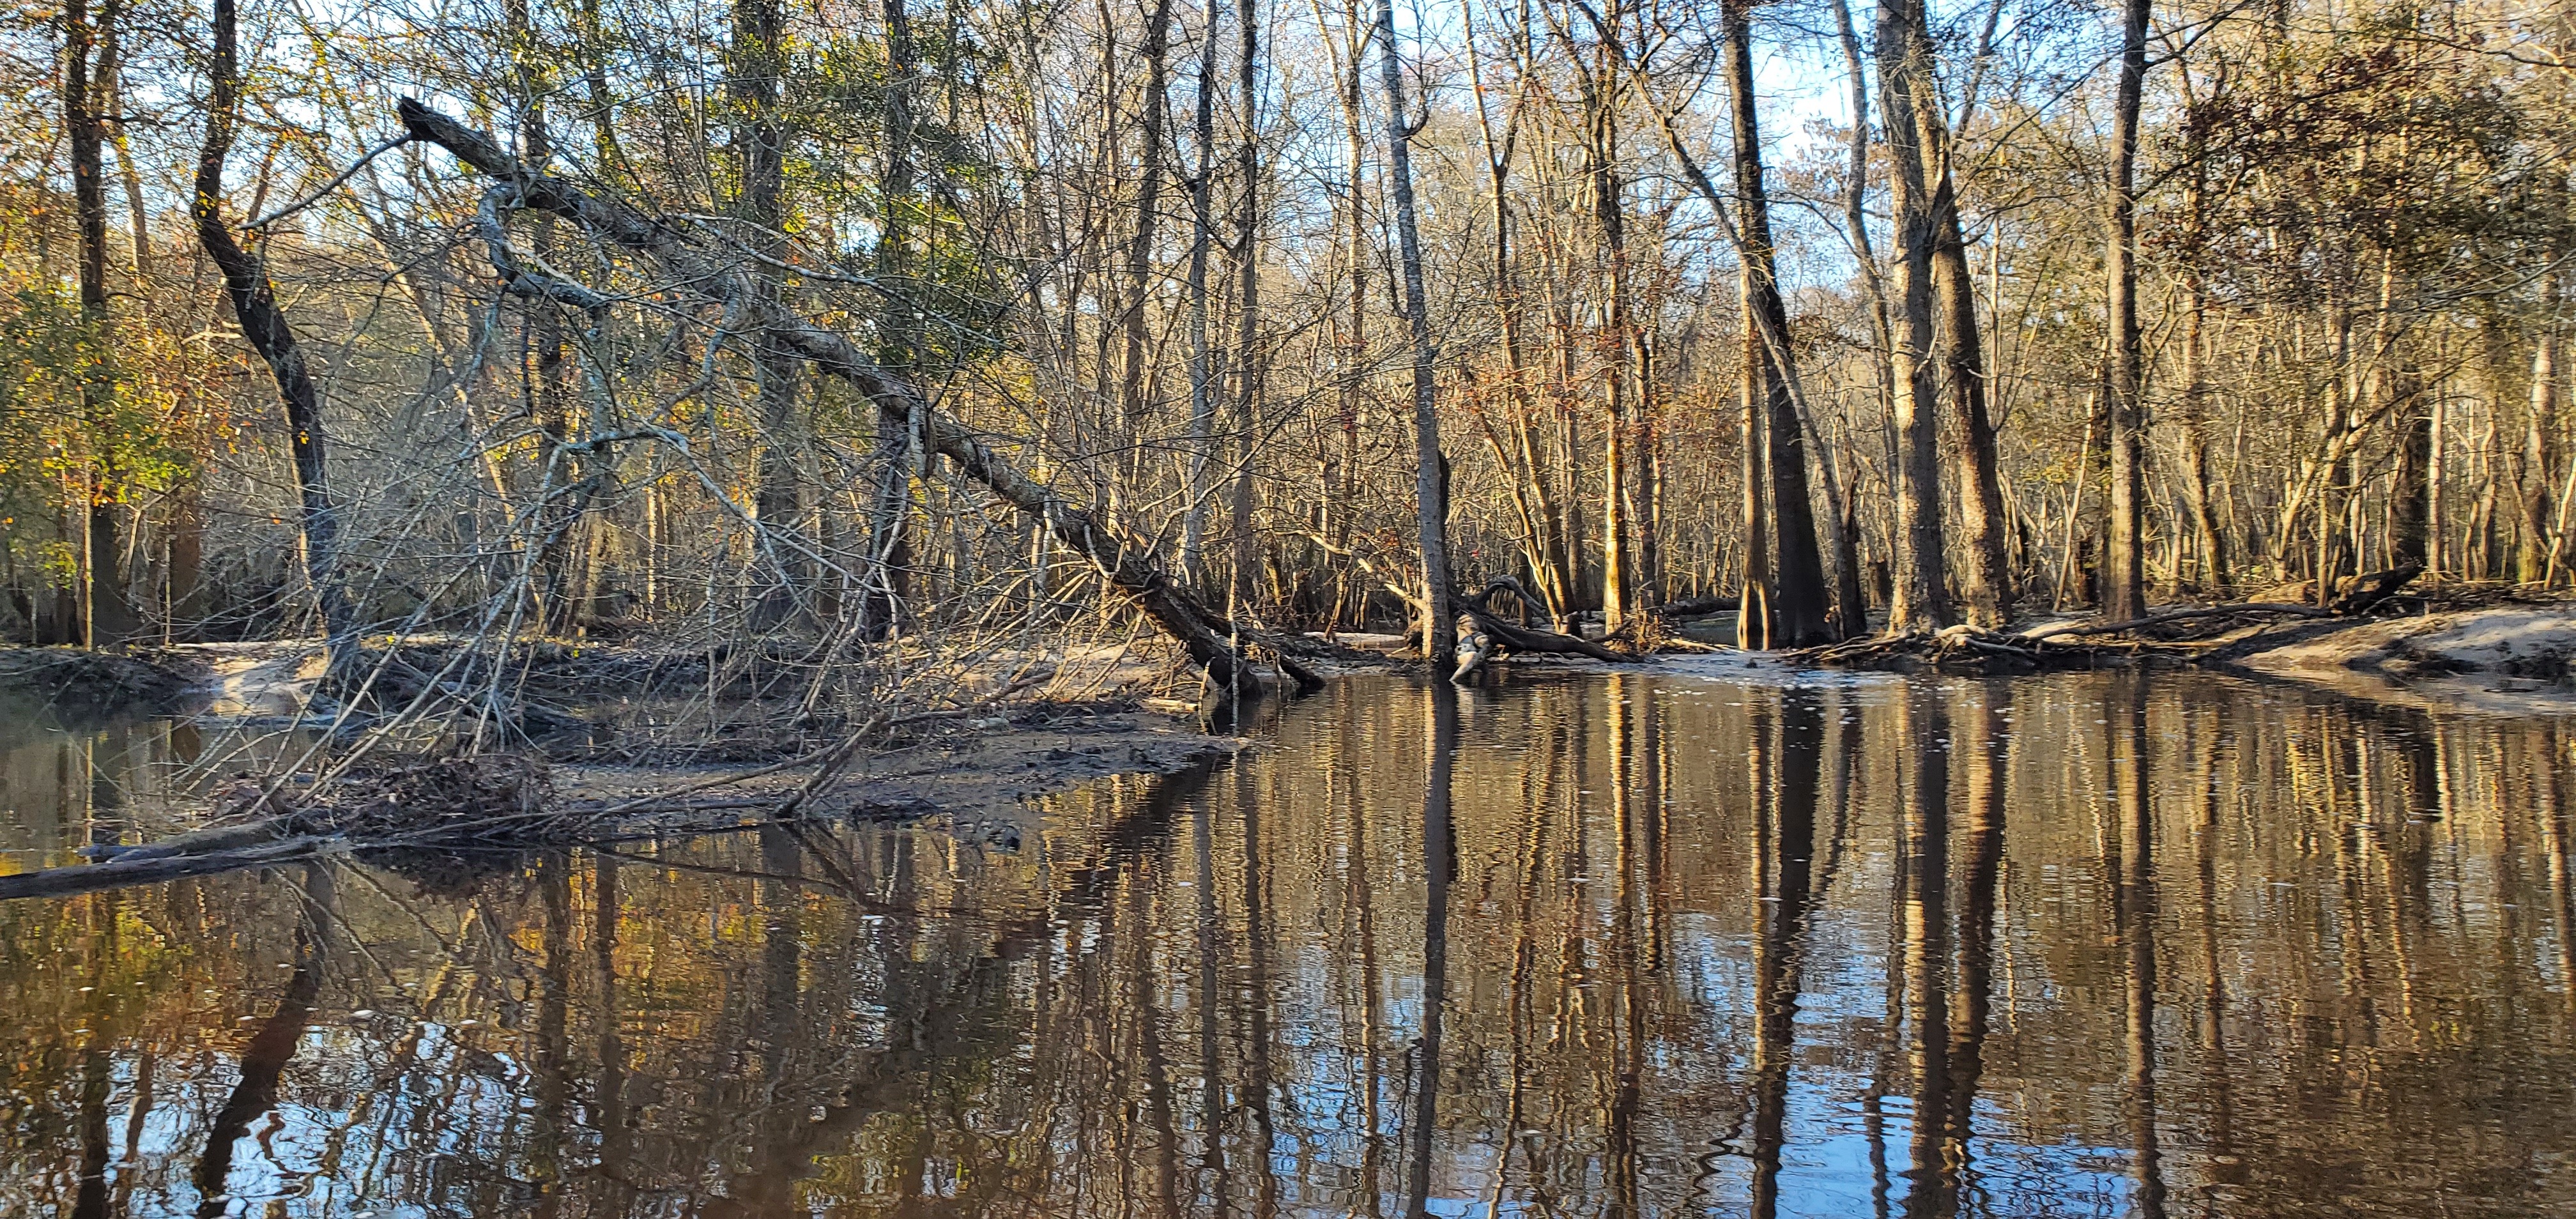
4,670 -> 2576,1216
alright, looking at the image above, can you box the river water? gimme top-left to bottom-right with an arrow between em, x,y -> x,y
3,664 -> 2573,1217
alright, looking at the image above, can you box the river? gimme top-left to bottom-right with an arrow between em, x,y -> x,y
3,663 -> 2572,1216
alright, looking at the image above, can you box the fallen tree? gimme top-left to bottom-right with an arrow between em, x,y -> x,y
1451,578 -> 1637,677
1790,565 -> 2427,671
392,101 -> 1666,696
394,99 -> 1318,697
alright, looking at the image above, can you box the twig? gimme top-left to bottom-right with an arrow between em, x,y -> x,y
244,133 -> 413,229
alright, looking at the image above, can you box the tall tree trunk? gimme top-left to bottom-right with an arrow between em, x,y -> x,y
2101,0 -> 2151,620
733,0 -> 804,627
863,0 -> 921,639
65,0 -> 134,647
1180,1 -> 1222,585
195,0 -> 355,673
1826,0 -> 1879,636
1227,0 -> 1264,613
1895,0 -> 2011,624
504,0 -> 582,633
1874,0 -> 1953,629
1118,0 -> 1177,429
1722,0 -> 1831,647
1586,45 -> 1634,634
2177,146 -> 2228,590
1375,0 -> 1456,671
1317,0 -> 1368,622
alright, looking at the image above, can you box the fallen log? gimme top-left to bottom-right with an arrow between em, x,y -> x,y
2,836 -> 341,901
1788,567 -> 2432,672
1657,595 -> 1742,619
2019,602 -> 2331,642
2331,564 -> 2425,616
396,100 -> 1313,696
1454,580 -> 1634,668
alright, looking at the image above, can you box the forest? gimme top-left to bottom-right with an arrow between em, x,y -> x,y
1,0 -> 2570,691
8,0 -> 2576,1208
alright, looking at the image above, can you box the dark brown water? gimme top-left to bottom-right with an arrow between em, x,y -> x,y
5,664 -> 2575,1218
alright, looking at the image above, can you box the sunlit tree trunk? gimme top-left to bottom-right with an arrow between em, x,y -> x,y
1583,35 -> 1636,634
2524,284 -> 2559,584
1827,0 -> 1882,635
1227,0 -> 1264,613
1722,0 -> 1831,647
1180,2 -> 1222,585
2177,137 -> 2229,589
1932,218 -> 2012,625
1874,0 -> 1954,629
195,0 -> 355,673
2102,0 -> 2151,620
65,0 -> 134,647
1376,0 -> 1457,670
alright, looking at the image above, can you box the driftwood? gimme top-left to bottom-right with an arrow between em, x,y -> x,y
1791,565 -> 2426,672
2330,563 -> 2425,616
1657,594 -> 1743,619
2018,602 -> 2331,641
396,100 -> 1315,696
1453,578 -> 1634,673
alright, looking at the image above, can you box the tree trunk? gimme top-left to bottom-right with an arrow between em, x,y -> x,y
500,0 -> 580,634
1931,216 -> 2012,625
2524,298 -> 2559,584
861,0 -> 921,639
1723,0 -> 1832,647
1874,0 -> 1953,629
1892,0 -> 2009,625
2101,0 -> 2150,620
1375,0 -> 1456,671
732,0 -> 806,627
197,0 -> 356,672
2179,254 -> 2228,589
1825,0 -> 1879,637
1586,47 -> 1634,634
1180,3 -> 1222,586
65,0 -> 135,647
1117,0 -> 1176,428
1227,0 -> 1264,613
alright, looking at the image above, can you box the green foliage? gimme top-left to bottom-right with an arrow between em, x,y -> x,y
0,284 -> 201,583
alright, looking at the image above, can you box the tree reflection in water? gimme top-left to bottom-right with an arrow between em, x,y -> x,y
4,670 -> 2576,1216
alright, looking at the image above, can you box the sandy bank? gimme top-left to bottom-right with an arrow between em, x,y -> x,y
2209,604 -> 2576,716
